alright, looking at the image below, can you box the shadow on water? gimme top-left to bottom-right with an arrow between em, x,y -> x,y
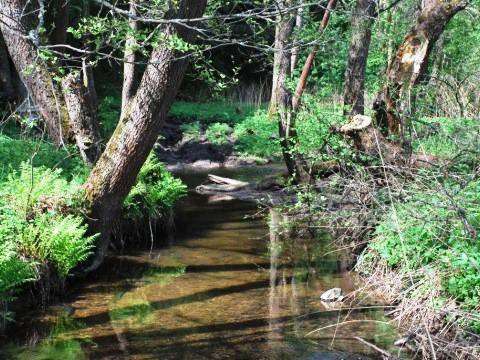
0,166 -> 406,359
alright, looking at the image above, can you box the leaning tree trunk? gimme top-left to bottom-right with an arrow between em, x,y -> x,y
0,31 -> 15,100
0,0 -> 101,164
84,0 -> 208,272
343,0 -> 376,116
291,0 -> 336,111
373,0 -> 468,137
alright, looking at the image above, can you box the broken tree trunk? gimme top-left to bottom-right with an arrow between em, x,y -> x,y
197,175 -> 250,193
373,0 -> 468,137
343,0 -> 376,116
84,0 -> 207,272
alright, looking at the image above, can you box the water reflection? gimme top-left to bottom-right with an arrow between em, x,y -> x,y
1,167 -> 403,359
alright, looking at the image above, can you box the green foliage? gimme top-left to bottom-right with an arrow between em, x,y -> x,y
170,101 -> 256,125
0,163 -> 95,327
295,96 -> 350,162
413,117 -> 479,156
367,180 -> 480,311
179,121 -> 202,141
98,94 -> 122,139
205,122 -> 232,145
124,154 -> 187,219
233,110 -> 280,158
0,135 -> 86,182
0,164 -> 95,277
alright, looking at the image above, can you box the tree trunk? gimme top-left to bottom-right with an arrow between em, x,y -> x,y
291,0 -> 337,112
84,0 -> 208,272
343,0 -> 376,116
50,0 -> 69,45
0,0 -> 69,144
0,0 -> 101,164
269,0 -> 310,182
0,31 -> 15,100
62,73 -> 101,165
290,2 -> 303,74
121,0 -> 140,118
373,0 -> 468,136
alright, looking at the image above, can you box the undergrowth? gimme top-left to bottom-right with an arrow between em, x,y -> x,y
0,132 -> 186,328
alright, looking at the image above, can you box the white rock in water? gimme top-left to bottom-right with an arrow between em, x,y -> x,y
320,288 -> 343,302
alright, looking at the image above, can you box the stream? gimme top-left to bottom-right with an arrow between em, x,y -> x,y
0,166 -> 401,359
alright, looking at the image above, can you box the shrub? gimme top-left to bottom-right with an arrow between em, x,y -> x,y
367,180 -> 480,310
124,154 -> 187,219
233,110 -> 281,159
205,122 -> 232,145
0,135 -> 86,182
0,163 -> 96,325
179,121 -> 202,141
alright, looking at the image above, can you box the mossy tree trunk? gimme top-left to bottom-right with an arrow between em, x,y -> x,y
373,0 -> 468,137
84,0 -> 208,272
0,0 -> 101,165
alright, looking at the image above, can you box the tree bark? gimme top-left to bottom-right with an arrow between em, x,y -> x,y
121,0 -> 140,118
84,0 -> 208,272
269,0 -> 310,182
373,0 -> 468,136
62,72 -> 101,165
290,2 -> 303,74
0,30 -> 15,100
0,0 -> 69,144
343,0 -> 376,116
0,0 -> 101,164
50,0 -> 69,46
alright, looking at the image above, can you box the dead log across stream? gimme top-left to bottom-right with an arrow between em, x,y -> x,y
196,174 -> 250,193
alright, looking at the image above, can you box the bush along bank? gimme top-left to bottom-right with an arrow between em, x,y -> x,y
276,115 -> 480,359
0,134 -> 186,331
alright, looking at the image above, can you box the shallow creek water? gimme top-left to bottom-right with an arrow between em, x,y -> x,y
1,166 -> 402,359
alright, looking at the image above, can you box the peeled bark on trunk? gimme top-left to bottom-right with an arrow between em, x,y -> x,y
121,0 -> 140,117
373,0 -> 468,136
0,0 -> 101,164
0,31 -> 15,100
84,0 -> 207,272
343,0 -> 376,116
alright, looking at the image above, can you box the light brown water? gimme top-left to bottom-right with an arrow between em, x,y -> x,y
0,167 -> 401,360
